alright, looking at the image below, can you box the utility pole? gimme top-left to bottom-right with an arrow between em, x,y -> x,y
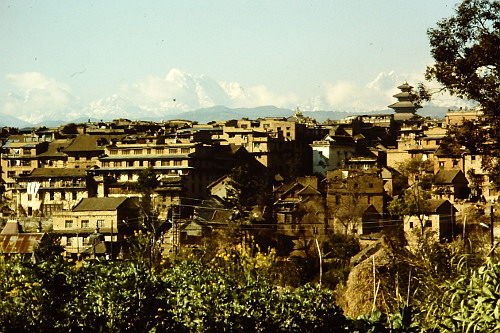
491,204 -> 494,249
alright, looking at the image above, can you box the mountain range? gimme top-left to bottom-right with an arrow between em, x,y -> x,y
0,104 -> 450,128
0,68 -> 463,128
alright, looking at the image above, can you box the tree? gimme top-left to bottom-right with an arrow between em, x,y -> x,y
426,0 -> 500,187
426,0 -> 499,112
135,167 -> 159,227
224,164 -> 271,212
34,234 -> 65,262
388,158 -> 434,234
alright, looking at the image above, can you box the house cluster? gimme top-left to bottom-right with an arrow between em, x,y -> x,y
0,83 -> 498,257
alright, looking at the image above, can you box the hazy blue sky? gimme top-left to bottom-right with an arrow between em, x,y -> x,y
1,0 -> 465,122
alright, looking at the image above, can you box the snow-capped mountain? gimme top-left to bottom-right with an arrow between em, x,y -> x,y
0,68 -> 472,126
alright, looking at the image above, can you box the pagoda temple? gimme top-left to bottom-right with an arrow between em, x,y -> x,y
388,82 -> 422,121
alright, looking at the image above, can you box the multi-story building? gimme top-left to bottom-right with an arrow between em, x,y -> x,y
90,134 -> 258,218
1,134 -> 49,199
62,134 -> 126,169
52,196 -> 139,258
14,168 -> 93,217
326,168 -> 386,235
310,135 -> 356,176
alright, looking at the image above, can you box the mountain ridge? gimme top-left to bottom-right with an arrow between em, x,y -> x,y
0,105 -> 450,128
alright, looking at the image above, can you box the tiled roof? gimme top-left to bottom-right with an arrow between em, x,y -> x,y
72,197 -> 129,211
37,140 -> 71,157
64,134 -> 125,152
297,185 -> 321,196
424,199 -> 456,213
433,169 -> 462,184
28,168 -> 87,178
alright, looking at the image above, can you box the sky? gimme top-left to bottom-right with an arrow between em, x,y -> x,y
0,0 -> 468,123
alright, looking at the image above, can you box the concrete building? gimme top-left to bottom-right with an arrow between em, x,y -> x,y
310,135 -> 356,176
52,197 -> 139,258
14,168 -> 93,217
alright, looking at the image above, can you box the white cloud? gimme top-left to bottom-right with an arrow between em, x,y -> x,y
321,81 -> 392,112
1,69 -> 477,125
1,72 -> 81,123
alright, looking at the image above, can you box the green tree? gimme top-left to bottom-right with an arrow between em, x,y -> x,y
426,0 -> 500,187
225,165 -> 270,211
34,233 -> 65,262
135,167 -> 159,228
388,158 -> 434,234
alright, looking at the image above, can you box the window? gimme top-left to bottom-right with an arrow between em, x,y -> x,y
425,220 -> 432,228
169,148 -> 178,154
97,220 -> 105,228
65,220 -> 73,228
50,192 -> 55,201
181,148 -> 190,154
253,142 -> 261,149
409,222 -> 413,229
134,149 -> 142,155
155,148 -> 163,154
174,160 -> 182,166
109,150 -> 117,155
66,237 -> 72,246
81,220 -> 89,228
128,161 -> 134,167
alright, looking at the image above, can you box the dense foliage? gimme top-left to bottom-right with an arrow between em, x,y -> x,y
1,240 -> 432,333
426,0 -> 500,187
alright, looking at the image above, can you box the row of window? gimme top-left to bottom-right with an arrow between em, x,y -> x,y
101,160 -> 184,168
109,148 -> 191,155
28,191 -> 77,201
65,219 -> 105,229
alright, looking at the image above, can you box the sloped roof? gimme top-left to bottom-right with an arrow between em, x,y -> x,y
63,134 -> 125,152
388,101 -> 421,109
433,169 -> 467,184
72,197 -> 129,211
0,234 -> 44,253
424,199 -> 457,213
28,168 -> 87,178
37,140 -> 71,157
297,185 -> 321,196
1,220 -> 22,234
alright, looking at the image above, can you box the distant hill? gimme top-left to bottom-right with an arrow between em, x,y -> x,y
1,105 -> 450,128
0,112 -> 33,128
